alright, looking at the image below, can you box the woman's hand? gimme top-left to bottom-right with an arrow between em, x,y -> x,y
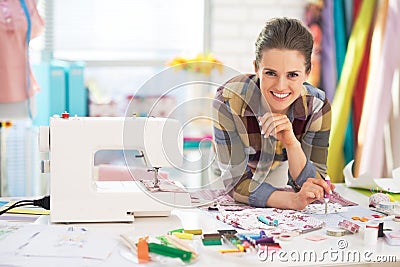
258,113 -> 297,147
290,178 -> 333,210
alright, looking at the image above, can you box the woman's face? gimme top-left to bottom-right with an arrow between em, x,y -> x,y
255,48 -> 309,114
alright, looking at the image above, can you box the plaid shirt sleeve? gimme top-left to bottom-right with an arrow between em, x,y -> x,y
212,80 -> 249,192
288,87 -> 332,189
212,75 -> 278,206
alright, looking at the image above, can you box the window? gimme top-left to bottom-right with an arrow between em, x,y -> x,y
51,0 -> 205,65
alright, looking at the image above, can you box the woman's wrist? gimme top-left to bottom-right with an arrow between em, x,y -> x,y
289,191 -> 311,211
284,138 -> 301,150
289,192 -> 300,210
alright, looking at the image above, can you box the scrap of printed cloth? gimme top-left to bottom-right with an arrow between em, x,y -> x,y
215,208 -> 325,232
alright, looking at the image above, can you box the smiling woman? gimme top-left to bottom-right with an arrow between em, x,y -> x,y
257,49 -> 308,114
212,17 -> 333,211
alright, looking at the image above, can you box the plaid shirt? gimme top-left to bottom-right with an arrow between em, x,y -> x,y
212,74 -> 331,207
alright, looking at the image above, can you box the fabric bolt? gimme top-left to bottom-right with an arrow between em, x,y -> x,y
212,74 -> 331,207
343,0 -> 353,40
338,0 -> 354,167
327,0 -> 375,182
352,25 -> 372,149
358,0 -> 400,178
335,0 -> 354,169
355,0 -> 389,177
333,0 -> 347,81
343,111 -> 354,165
385,66 -> 400,172
0,0 -> 44,102
320,0 -> 337,103
352,0 -> 362,23
343,0 -> 365,168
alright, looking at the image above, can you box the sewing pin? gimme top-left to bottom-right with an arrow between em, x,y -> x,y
324,176 -> 331,214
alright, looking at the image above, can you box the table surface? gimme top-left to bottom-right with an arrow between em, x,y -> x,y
1,184 -> 400,267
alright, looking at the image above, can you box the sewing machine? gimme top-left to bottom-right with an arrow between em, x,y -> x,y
39,114 -> 191,223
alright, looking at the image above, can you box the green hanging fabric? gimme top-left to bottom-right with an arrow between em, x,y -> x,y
343,0 -> 357,166
344,108 -> 354,164
333,0 -> 347,80
333,0 -> 352,178
327,0 -> 375,182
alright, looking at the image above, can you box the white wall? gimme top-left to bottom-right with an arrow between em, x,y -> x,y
210,0 -> 309,74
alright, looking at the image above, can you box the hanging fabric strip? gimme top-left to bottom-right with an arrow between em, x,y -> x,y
354,0 -> 389,177
352,27 -> 372,151
386,68 -> 400,172
343,0 -> 353,40
337,1 -> 357,170
358,0 -> 400,178
333,0 -> 347,81
320,0 -> 337,103
327,0 -> 375,182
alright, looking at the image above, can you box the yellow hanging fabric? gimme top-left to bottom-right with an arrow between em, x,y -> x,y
327,0 -> 375,182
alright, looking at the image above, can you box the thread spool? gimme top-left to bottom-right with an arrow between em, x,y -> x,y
366,221 -> 379,230
326,228 -> 346,237
378,222 -> 384,238
172,232 -> 193,240
378,201 -> 395,211
269,231 -> 281,238
364,228 -> 378,244
184,229 -> 203,235
279,233 -> 293,241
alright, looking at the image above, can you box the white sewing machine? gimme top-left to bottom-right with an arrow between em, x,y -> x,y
39,114 -> 191,223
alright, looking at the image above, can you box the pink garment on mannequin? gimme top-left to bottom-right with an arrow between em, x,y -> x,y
0,0 -> 44,102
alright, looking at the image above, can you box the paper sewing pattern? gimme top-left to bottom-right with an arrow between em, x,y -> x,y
16,226 -> 118,260
0,223 -> 22,241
